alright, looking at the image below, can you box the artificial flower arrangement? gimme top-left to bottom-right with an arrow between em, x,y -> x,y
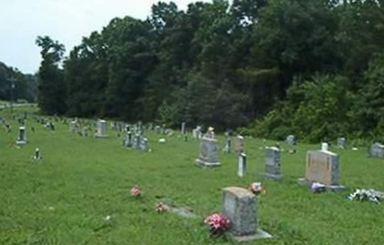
130,185 -> 142,197
348,189 -> 384,204
249,182 -> 266,195
204,213 -> 231,237
311,182 -> 326,193
155,202 -> 170,213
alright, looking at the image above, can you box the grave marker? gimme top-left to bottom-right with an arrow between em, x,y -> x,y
238,153 -> 247,177
223,187 -> 272,242
370,142 -> 384,158
16,126 -> 27,145
299,150 -> 345,191
95,119 -> 108,138
264,147 -> 282,180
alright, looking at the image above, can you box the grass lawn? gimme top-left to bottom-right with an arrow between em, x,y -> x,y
1,107 -> 384,244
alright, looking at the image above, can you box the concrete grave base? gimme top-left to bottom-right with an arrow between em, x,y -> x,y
264,173 -> 283,181
195,159 -> 221,167
298,178 -> 346,192
16,140 -> 27,146
95,134 -> 108,138
226,229 -> 273,242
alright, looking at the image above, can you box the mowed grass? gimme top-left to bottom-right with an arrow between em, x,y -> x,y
1,107 -> 384,244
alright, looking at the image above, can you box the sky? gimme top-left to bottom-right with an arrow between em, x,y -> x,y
0,0 -> 212,74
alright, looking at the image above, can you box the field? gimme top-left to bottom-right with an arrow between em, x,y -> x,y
1,106 -> 384,244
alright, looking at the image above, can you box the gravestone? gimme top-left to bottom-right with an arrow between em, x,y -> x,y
235,135 -> 245,155
95,120 -> 108,138
264,147 -> 282,180
321,142 -> 329,152
298,150 -> 345,191
337,137 -> 347,149
223,134 -> 232,153
196,132 -> 220,167
139,137 -> 150,152
69,120 -> 78,133
124,131 -> 133,148
33,148 -> 41,160
223,187 -> 272,242
370,142 -> 384,158
192,126 -> 203,139
132,134 -> 141,149
16,126 -> 27,145
181,122 -> 186,135
286,135 -> 296,145
238,153 -> 247,177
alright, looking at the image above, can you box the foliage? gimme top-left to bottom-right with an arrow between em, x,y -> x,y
34,0 -> 384,138
0,62 -> 37,102
254,75 -> 352,142
36,36 -> 66,115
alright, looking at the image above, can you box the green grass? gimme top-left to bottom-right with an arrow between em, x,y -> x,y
1,107 -> 384,244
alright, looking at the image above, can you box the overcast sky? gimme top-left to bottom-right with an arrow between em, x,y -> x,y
0,0 -> 213,74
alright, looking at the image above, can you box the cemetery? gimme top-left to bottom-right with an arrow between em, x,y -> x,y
1,0 -> 384,244
1,106 -> 384,244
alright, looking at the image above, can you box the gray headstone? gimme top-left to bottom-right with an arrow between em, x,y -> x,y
337,137 -> 347,149
223,136 -> 232,153
139,137 -> 150,152
95,119 -> 108,138
16,126 -> 27,145
181,122 -> 186,135
370,142 -> 384,158
196,136 -> 220,167
265,147 -> 282,180
286,135 -> 296,145
223,187 -> 272,242
124,131 -> 132,147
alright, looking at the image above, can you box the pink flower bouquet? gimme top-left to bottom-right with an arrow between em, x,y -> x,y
204,213 -> 231,237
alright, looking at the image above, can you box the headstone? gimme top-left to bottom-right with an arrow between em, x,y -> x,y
132,134 -> 141,149
264,147 -> 282,180
299,150 -> 345,191
321,142 -> 329,152
235,135 -> 245,154
196,133 -> 220,167
286,135 -> 296,145
33,148 -> 41,160
223,187 -> 272,242
223,134 -> 232,153
95,119 -> 108,138
124,131 -> 133,147
139,137 -> 150,152
238,153 -> 247,177
337,137 -> 347,149
369,142 -> 384,158
155,125 -> 161,134
193,126 -> 203,139
181,122 -> 186,135
69,120 -> 78,133
16,126 -> 27,145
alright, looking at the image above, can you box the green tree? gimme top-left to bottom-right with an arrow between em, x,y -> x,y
36,36 -> 66,114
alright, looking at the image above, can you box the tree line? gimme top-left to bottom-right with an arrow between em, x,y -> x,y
36,0 -> 384,141
0,62 -> 37,103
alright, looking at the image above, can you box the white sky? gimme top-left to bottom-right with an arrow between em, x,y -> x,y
0,0 -> 213,74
